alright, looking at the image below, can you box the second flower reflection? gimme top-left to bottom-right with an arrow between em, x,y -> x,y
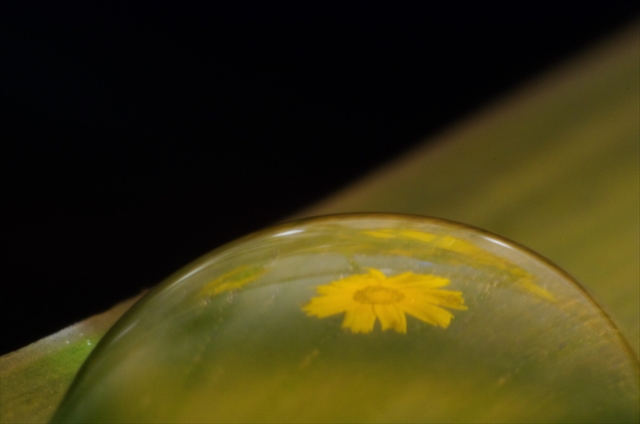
303,268 -> 467,334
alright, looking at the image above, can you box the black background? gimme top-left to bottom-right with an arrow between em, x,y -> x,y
3,3 -> 639,355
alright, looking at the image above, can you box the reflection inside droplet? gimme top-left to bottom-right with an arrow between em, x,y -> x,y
52,214 -> 639,423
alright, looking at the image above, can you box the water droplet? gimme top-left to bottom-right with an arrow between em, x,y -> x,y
51,215 -> 640,423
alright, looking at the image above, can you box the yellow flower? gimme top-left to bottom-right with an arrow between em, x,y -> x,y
302,268 -> 467,334
200,265 -> 266,297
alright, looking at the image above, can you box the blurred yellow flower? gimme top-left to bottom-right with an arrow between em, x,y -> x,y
303,268 -> 467,334
200,265 -> 266,297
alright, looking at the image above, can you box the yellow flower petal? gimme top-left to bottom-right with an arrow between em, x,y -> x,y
400,301 -> 455,328
342,304 -> 376,334
366,268 -> 387,281
302,295 -> 352,318
373,304 -> 407,333
419,290 -> 468,310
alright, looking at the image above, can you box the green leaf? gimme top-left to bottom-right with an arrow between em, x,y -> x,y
0,295 -> 143,424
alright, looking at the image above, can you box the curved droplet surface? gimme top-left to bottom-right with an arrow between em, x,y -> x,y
52,214 -> 639,423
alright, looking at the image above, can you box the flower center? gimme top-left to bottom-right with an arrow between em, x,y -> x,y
353,285 -> 405,305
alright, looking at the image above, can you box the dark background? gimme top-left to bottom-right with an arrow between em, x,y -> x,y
3,3 -> 638,355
